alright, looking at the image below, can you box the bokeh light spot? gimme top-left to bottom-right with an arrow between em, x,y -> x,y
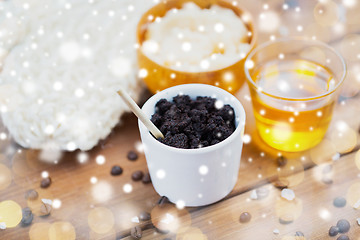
198,165 -> 208,175
341,34 -> 360,62
314,1 -> 339,26
92,181 -> 113,203
329,123 -> 357,154
29,223 -> 51,240
49,221 -> 76,240
310,139 -> 337,165
151,204 -> 191,233
88,207 -> 115,234
275,197 -> 303,222
0,200 -> 22,228
123,183 -> 133,193
346,182 -> 360,209
0,164 -> 12,190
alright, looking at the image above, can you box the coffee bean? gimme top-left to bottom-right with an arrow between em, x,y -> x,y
295,231 -> 304,237
337,235 -> 349,240
127,151 -> 138,161
130,226 -> 142,239
336,219 -> 350,233
333,197 -> 347,208
139,211 -> 151,221
322,176 -> 333,185
273,179 -> 289,189
142,223 -> 154,231
277,156 -> 287,167
99,137 -> 110,149
239,212 -> 251,223
21,207 -> 33,226
142,173 -> 151,184
110,165 -> 123,176
40,177 -> 52,188
132,171 -> 144,181
25,189 -> 38,200
279,218 -> 293,225
329,226 -> 339,236
40,203 -> 52,216
157,196 -> 170,207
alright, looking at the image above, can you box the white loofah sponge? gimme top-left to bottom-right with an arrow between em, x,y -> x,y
0,0 -> 155,151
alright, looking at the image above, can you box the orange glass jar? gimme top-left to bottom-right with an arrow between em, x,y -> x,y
136,0 -> 257,94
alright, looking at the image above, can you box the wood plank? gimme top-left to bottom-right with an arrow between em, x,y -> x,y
1,0 -> 360,239
125,150 -> 360,239
2,38 -> 360,240
3,91 -> 358,239
1,114 -> 163,240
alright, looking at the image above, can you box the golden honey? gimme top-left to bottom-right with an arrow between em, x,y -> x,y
250,59 -> 335,152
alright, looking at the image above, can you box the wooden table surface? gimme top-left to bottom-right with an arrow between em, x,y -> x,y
1,0 -> 360,239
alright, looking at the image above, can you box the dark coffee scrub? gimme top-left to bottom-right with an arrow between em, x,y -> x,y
150,95 -> 236,149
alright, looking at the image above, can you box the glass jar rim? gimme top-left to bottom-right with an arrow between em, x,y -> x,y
244,37 -> 347,101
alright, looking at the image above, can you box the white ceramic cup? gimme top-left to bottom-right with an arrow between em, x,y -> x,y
138,84 -> 246,207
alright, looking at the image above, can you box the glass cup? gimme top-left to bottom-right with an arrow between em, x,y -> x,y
136,0 -> 257,94
244,38 -> 346,152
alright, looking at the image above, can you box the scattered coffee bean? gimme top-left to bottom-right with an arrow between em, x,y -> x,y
40,177 -> 52,188
142,223 -> 154,231
337,219 -> 350,233
25,189 -> 38,200
110,165 -> 123,176
21,207 -> 33,226
333,197 -> 347,208
157,196 -> 170,208
40,203 -> 52,216
132,170 -> 144,181
329,226 -> 339,236
139,211 -> 151,221
239,212 -> 251,223
99,137 -> 111,149
277,156 -> 287,167
273,179 -> 289,189
130,226 -> 142,239
142,173 -> 151,184
295,231 -> 305,237
337,235 -> 349,240
322,176 -> 333,185
127,151 -> 138,161
279,218 -> 293,225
